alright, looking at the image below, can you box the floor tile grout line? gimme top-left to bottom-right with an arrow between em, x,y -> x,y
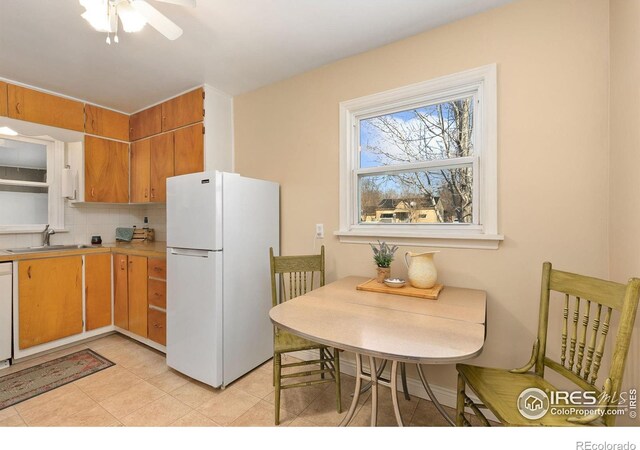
117,391 -> 171,424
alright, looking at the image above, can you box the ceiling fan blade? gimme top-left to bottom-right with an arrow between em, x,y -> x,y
153,0 -> 196,7
130,0 -> 183,40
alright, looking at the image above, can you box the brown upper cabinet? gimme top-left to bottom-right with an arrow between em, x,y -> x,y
131,133 -> 174,203
161,87 -> 204,132
130,104 -> 162,141
84,135 -> 130,203
149,133 -> 175,202
130,138 -> 151,203
7,84 -> 84,132
0,82 -> 7,117
85,104 -> 130,141
174,123 -> 204,176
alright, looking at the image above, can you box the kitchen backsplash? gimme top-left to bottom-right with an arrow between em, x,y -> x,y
0,202 -> 167,249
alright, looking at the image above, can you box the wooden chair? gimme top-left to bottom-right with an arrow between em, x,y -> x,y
269,246 -> 341,425
456,262 -> 640,426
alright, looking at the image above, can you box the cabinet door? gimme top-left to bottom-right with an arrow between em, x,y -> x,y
161,88 -> 203,132
85,136 -> 129,203
130,138 -> 151,203
113,254 -> 129,330
174,123 -> 204,176
85,253 -> 112,331
85,104 -> 130,141
128,255 -> 148,338
130,104 -> 162,141
7,84 -> 84,131
18,256 -> 83,349
149,133 -> 174,202
147,309 -> 166,346
0,82 -> 7,117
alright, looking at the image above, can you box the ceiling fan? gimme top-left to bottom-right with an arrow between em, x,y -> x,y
79,0 -> 195,43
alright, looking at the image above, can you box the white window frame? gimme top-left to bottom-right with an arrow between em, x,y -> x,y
0,135 -> 65,234
337,64 -> 502,250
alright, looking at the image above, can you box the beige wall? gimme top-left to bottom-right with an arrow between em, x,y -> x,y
610,0 -> 640,426
235,0 -> 612,398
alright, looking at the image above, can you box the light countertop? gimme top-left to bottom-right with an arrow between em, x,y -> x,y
0,241 -> 167,262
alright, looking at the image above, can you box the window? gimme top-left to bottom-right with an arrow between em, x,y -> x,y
338,64 -> 502,249
0,135 -> 64,233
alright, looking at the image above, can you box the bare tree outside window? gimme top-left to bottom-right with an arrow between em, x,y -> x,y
358,97 -> 474,225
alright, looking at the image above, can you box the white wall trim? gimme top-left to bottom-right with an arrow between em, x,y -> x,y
338,64 -> 499,249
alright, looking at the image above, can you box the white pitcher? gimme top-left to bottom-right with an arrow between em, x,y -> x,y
404,251 -> 439,289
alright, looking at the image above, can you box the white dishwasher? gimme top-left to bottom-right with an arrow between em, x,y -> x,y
0,262 -> 12,368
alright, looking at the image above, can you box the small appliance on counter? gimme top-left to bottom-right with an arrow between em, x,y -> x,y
166,171 -> 279,388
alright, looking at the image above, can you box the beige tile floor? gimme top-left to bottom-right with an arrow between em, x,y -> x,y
0,333 -> 487,427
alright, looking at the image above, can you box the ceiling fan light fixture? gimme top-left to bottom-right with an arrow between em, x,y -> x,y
81,9 -> 111,32
117,2 -> 147,32
80,0 -> 113,32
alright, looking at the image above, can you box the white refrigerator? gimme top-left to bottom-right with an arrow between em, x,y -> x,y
166,171 -> 279,388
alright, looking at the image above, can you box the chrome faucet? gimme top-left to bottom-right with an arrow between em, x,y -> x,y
42,224 -> 55,247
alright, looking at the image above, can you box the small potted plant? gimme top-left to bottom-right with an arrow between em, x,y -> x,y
370,240 -> 398,283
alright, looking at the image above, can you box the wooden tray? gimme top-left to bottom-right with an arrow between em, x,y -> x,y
356,278 -> 444,300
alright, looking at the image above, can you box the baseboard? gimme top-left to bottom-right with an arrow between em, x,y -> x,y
292,349 -> 499,424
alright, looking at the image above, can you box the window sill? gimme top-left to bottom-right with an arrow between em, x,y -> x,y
334,229 -> 503,250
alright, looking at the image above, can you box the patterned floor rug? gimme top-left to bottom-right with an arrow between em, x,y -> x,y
0,349 -> 114,410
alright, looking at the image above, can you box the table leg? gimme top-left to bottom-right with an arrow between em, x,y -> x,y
369,356 -> 378,427
400,362 -> 410,401
359,359 -> 387,394
416,364 -> 455,426
390,360 -> 404,427
339,353 -> 363,427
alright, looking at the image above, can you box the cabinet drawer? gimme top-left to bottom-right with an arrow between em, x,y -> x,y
148,308 -> 166,346
148,258 -> 166,280
148,278 -> 166,309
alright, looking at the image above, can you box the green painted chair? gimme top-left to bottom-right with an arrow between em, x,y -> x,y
269,246 -> 341,425
456,261 -> 640,426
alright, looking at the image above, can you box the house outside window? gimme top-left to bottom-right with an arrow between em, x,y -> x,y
337,65 -> 502,249
0,134 -> 64,233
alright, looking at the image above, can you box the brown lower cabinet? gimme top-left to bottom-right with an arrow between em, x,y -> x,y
18,256 -> 83,349
113,254 -> 149,339
147,258 -> 167,346
85,254 -> 112,331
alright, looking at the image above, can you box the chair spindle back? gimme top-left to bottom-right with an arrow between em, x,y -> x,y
535,262 -> 640,425
269,246 -> 325,307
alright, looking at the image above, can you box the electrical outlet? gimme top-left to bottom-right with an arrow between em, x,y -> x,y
315,224 -> 324,239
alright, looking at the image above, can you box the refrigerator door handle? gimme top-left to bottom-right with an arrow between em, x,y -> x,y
169,248 -> 216,258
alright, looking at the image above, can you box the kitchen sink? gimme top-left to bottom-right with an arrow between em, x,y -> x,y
4,244 -> 96,254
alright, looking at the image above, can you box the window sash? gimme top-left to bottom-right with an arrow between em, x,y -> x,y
354,160 -> 477,227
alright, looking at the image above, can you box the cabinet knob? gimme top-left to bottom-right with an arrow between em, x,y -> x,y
91,187 -> 95,198
150,188 -> 155,199
144,188 -> 148,199
15,102 -> 21,115
27,266 -> 31,279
